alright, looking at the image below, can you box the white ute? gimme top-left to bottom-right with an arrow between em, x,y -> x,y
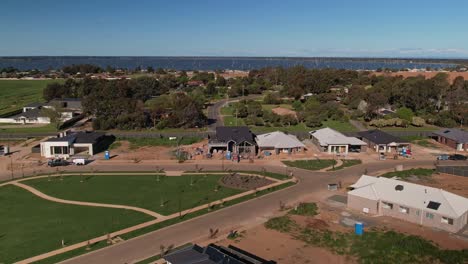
72,157 -> 87,165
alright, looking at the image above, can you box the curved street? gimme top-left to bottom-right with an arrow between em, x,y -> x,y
56,159 -> 434,264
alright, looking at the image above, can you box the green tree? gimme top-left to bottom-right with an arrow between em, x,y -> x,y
396,107 -> 414,122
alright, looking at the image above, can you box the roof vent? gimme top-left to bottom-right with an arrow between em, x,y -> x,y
395,185 -> 404,191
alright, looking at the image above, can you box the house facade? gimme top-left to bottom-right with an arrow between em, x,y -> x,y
309,127 -> 367,154
0,98 -> 82,124
348,175 -> 468,233
208,126 -> 256,155
40,131 -> 106,158
256,131 -> 305,155
433,128 -> 468,152
357,130 -> 410,153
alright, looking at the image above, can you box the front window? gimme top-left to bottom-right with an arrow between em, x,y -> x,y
382,202 -> 393,209
399,206 -> 409,214
426,212 -> 434,219
441,217 -> 453,225
51,146 -> 69,155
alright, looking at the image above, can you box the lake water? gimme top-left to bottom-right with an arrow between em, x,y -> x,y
0,56 -> 456,71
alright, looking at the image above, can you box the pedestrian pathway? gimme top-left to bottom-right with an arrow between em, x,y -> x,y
319,159 -> 344,172
12,182 -> 165,219
7,172 -> 294,264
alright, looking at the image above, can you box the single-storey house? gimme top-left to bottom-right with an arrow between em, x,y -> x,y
309,127 -> 367,154
348,175 -> 468,233
256,131 -> 305,155
208,126 -> 256,155
0,98 -> 82,124
40,131 -> 106,158
433,128 -> 468,152
357,130 -> 410,153
164,243 -> 275,264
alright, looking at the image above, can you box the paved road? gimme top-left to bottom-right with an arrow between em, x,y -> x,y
60,160 -> 434,264
206,95 -> 262,131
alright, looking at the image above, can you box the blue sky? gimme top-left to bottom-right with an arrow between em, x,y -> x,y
1,0 -> 468,58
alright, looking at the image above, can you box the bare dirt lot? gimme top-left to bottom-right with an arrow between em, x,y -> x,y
373,71 -> 468,83
406,173 -> 468,197
218,225 -> 354,264
271,107 -> 297,118
217,201 -> 468,264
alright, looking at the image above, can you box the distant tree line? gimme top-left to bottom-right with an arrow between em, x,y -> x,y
43,76 -> 207,130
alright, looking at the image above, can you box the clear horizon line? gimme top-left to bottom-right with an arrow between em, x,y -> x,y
0,55 -> 467,61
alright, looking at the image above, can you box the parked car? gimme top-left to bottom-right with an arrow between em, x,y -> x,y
448,154 -> 467,161
47,159 -> 69,167
436,154 -> 450,160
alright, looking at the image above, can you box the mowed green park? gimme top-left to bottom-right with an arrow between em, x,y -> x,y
0,185 -> 152,264
0,79 -> 62,115
24,174 -> 244,215
0,173 -> 269,262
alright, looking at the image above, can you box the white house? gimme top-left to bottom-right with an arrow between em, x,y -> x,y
309,127 -> 367,154
40,131 -> 105,159
256,131 -> 305,154
0,99 -> 82,125
348,175 -> 468,233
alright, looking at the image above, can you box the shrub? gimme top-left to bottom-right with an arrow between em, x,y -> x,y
411,116 -> 426,127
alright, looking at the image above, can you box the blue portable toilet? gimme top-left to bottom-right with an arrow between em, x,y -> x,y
105,150 -> 110,160
355,222 -> 364,235
226,151 -> 231,160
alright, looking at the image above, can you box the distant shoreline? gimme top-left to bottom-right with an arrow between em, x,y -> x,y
1,56 -> 464,71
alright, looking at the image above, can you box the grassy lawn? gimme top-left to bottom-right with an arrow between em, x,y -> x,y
220,105 -> 235,115
222,115 -> 356,133
34,181 -> 296,264
0,123 -> 57,134
223,115 -> 246,126
0,185 -> 151,264
282,159 -> 336,171
0,79 -> 63,115
23,174 -> 243,216
289,203 -> 319,216
327,159 -> 362,171
380,168 -> 435,179
401,136 -> 439,149
117,136 -> 203,149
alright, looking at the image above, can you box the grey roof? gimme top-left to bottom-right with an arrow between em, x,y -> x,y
256,131 -> 305,149
310,127 -> 366,146
24,102 -> 45,108
433,128 -> 468,144
10,108 -> 46,119
357,130 -> 408,145
349,175 -> 468,218
212,126 -> 256,145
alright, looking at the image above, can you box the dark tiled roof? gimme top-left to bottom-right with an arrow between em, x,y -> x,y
45,131 -> 105,144
357,130 -> 408,145
433,128 -> 468,143
213,126 -> 255,144
164,244 -> 275,264
164,245 -> 214,264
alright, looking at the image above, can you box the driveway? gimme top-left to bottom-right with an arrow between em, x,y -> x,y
58,160 -> 434,264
